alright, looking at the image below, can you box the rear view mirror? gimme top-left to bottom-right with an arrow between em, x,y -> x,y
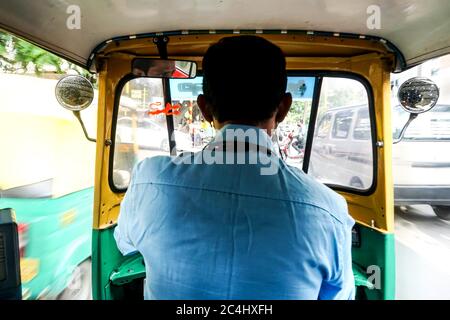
55,75 -> 94,112
55,75 -> 96,143
132,59 -> 197,79
0,208 -> 22,300
398,77 -> 439,114
393,77 -> 440,144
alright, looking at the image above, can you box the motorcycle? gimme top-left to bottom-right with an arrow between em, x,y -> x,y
278,131 -> 305,161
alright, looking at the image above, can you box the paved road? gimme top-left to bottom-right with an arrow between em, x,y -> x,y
395,205 -> 450,299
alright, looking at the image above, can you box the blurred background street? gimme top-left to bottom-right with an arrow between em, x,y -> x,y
395,205 -> 450,299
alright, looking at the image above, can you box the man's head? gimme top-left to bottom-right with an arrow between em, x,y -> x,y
197,36 -> 292,131
133,59 -> 176,77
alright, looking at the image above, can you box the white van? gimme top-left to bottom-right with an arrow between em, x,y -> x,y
311,102 -> 450,220
392,104 -> 450,220
309,104 -> 373,190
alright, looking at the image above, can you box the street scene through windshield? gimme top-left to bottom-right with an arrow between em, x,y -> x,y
0,0 -> 449,305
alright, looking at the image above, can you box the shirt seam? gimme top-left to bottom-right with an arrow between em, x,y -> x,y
131,180 -> 346,225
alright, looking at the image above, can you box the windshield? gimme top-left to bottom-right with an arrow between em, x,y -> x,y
112,74 -> 373,192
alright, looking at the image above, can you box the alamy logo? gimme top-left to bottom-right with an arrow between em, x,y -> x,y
66,5 -> 81,30
367,265 -> 381,290
170,128 -> 280,176
366,5 -> 381,30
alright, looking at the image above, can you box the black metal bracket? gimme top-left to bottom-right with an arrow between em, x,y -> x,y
302,76 -> 323,173
153,36 -> 177,156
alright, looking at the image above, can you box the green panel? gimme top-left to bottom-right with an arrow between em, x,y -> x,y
92,227 -> 124,300
0,188 -> 93,299
92,228 -> 145,300
352,263 -> 375,289
352,223 -> 396,300
110,253 -> 145,286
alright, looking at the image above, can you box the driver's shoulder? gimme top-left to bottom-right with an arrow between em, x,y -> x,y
282,163 -> 352,226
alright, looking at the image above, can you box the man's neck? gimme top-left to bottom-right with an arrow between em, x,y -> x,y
214,119 -> 275,135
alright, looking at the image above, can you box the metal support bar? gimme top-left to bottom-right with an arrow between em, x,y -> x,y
302,76 -> 323,173
153,36 -> 177,156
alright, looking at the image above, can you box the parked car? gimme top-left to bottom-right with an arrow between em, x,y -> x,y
392,104 -> 450,220
116,117 -> 193,152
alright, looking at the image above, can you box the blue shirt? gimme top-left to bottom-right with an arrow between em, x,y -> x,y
114,124 -> 355,300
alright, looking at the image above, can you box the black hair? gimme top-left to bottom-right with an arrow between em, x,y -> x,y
202,36 -> 287,124
133,59 -> 156,71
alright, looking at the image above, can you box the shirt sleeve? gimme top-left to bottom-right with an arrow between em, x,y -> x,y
318,199 -> 356,300
113,171 -> 139,256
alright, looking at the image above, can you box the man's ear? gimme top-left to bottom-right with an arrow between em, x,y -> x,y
275,92 -> 292,123
197,94 -> 214,123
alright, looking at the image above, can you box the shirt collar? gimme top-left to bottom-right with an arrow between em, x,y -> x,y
211,124 -> 275,152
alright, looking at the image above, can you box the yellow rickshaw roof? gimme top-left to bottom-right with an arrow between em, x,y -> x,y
0,0 -> 448,71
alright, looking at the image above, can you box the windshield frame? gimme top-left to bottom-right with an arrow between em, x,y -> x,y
109,70 -> 377,196
288,70 -> 377,196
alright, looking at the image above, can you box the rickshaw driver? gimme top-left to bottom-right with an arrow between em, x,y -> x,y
133,59 -> 176,77
114,36 -> 355,300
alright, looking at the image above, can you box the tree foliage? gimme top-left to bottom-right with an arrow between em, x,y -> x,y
12,36 -> 62,74
285,100 -> 310,125
0,30 -> 95,84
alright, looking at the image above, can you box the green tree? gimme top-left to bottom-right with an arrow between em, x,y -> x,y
285,100 -> 311,125
0,32 -> 14,69
0,32 -> 8,57
0,30 -> 95,84
11,35 -> 63,74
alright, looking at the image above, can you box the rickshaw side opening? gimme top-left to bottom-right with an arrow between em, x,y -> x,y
80,32 -> 398,300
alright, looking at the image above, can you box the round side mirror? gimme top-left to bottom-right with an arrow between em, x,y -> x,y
397,77 -> 439,114
55,75 -> 94,111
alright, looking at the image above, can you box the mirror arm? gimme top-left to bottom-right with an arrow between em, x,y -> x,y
393,113 -> 418,144
73,111 -> 96,143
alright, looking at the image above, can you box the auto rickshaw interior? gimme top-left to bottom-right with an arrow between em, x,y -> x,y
83,31 -> 406,300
